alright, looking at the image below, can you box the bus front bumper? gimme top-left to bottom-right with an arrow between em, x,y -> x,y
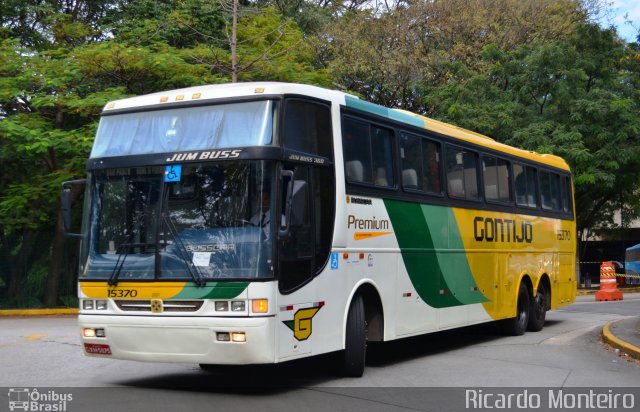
79,314 -> 276,365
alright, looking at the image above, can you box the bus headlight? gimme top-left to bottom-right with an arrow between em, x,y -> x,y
82,300 -> 94,310
96,300 -> 108,310
215,301 -> 229,311
231,301 -> 245,312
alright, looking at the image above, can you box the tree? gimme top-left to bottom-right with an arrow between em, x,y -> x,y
421,24 -> 640,238
0,0 -> 328,307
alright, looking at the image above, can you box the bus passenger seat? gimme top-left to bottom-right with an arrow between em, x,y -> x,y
374,167 -> 388,186
346,160 -> 364,182
402,169 -> 418,189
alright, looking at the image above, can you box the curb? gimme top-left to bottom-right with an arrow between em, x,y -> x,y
601,320 -> 640,361
0,308 -> 78,317
577,287 -> 640,296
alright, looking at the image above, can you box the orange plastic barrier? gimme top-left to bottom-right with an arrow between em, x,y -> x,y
595,261 -> 623,301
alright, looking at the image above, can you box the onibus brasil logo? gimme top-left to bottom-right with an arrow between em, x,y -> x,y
8,388 -> 73,411
282,304 -> 323,341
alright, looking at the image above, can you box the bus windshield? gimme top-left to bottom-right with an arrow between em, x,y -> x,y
79,161 -> 274,281
91,100 -> 277,158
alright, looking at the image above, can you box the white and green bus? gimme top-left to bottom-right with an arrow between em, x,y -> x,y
65,82 -> 576,376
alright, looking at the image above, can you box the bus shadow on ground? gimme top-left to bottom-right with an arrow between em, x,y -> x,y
115,320 -> 554,392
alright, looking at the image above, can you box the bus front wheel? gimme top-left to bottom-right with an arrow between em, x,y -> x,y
501,283 -> 530,336
342,294 -> 366,377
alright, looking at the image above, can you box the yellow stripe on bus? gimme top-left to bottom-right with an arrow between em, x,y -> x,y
79,282 -> 187,299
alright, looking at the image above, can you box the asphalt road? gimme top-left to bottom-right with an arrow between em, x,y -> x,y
1,294 -> 639,411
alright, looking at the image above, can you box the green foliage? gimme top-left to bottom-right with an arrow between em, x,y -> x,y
0,259 -> 48,309
0,0 -> 638,307
419,23 -> 640,235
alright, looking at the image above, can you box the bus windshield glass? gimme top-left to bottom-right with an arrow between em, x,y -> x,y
79,162 -> 274,281
91,100 -> 277,158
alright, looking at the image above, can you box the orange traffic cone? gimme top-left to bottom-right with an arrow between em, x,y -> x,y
595,261 -> 623,301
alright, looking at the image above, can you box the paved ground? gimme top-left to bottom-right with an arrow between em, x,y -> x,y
0,294 -> 639,411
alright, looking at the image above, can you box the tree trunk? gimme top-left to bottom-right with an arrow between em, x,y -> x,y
6,230 -> 34,300
43,205 -> 65,307
231,0 -> 238,82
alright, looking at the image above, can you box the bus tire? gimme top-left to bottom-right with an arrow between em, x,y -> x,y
342,294 -> 366,377
501,283 -> 530,336
199,364 -> 216,372
527,283 -> 547,332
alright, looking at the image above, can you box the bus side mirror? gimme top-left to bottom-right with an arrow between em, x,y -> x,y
61,179 -> 86,239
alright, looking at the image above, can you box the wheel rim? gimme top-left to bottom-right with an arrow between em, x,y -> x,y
517,293 -> 528,327
534,292 -> 545,321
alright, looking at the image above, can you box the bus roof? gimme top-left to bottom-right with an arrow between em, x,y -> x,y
102,82 -> 570,172
102,82 -> 351,112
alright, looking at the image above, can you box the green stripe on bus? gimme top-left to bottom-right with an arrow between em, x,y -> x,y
345,96 -> 425,128
384,200 -> 489,308
173,282 -> 249,299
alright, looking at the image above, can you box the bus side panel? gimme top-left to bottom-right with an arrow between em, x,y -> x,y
452,208 -> 576,319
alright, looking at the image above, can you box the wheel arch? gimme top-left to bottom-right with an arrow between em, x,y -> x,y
343,280 -> 385,346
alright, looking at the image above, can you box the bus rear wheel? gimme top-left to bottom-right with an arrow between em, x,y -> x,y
527,283 -> 547,332
501,283 -> 530,336
342,294 -> 366,377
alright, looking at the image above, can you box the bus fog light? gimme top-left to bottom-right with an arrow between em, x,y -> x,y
217,332 -> 230,342
95,329 -> 106,338
252,299 -> 268,313
96,300 -> 108,310
82,300 -> 94,310
231,332 -> 246,343
215,301 -> 229,311
83,328 -> 96,338
231,301 -> 245,312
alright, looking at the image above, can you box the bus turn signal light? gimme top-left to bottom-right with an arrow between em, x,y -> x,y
252,299 -> 268,313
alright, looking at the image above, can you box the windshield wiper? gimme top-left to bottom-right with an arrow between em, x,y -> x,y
161,213 -> 206,287
107,241 -> 156,286
107,209 -> 150,286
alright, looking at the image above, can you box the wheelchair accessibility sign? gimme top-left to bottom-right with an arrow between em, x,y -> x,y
164,165 -> 182,182
330,253 -> 339,270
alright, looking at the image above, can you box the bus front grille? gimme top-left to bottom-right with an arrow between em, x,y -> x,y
115,300 -> 204,312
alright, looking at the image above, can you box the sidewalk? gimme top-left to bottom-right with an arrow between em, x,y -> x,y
602,317 -> 640,361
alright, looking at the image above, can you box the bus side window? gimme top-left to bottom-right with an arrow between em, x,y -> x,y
446,146 -> 479,200
483,155 -> 511,203
343,118 -> 371,184
283,99 -> 333,159
561,176 -> 572,213
400,132 -> 424,191
423,139 -> 441,193
342,117 -> 395,188
540,170 -> 561,212
400,132 -> 441,194
514,163 -> 538,208
371,126 -> 395,187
